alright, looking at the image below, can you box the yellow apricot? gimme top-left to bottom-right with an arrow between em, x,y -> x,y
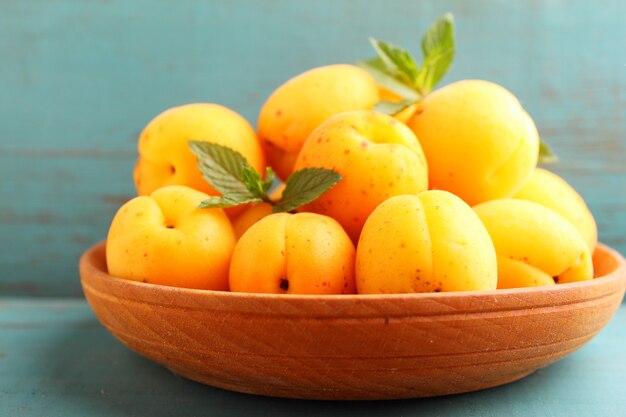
229,213 -> 356,294
134,103 -> 266,217
377,85 -> 402,102
356,191 -> 497,294
231,182 -> 286,239
496,257 -> 555,289
106,186 -> 236,290
513,168 -> 597,252
258,64 -> 379,179
293,110 -> 428,242
407,80 -> 539,206
473,199 -> 593,288
231,202 -> 273,240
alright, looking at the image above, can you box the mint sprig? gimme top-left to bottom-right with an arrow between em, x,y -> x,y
359,12 -> 557,163
418,13 -> 455,94
538,141 -> 558,165
189,140 -> 261,200
273,168 -> 342,213
198,195 -> 262,209
358,13 -> 455,108
358,57 -> 421,101
189,141 -> 342,212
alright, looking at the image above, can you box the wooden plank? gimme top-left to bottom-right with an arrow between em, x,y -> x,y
1,0 -> 624,295
0,155 -> 133,296
1,297 -> 626,416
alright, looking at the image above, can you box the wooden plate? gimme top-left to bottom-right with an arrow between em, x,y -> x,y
80,241 -> 626,400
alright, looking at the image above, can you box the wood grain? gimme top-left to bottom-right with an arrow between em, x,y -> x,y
79,242 -> 626,400
2,0 -> 625,296
2,297 -> 626,415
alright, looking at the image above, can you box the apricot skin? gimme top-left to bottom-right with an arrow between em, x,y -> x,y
293,110 -> 428,242
407,80 -> 539,206
106,186 -> 236,290
258,64 -> 379,179
134,103 -> 266,217
473,199 -> 593,289
513,168 -> 597,253
231,182 -> 286,239
229,213 -> 356,295
356,191 -> 497,294
231,202 -> 274,240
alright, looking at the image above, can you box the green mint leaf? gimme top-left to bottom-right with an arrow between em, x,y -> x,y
242,165 -> 264,198
416,13 -> 455,94
199,195 -> 262,209
188,141 -> 254,199
361,12 -> 455,104
273,168 -> 342,213
369,38 -> 420,87
538,140 -> 558,165
262,166 -> 276,194
374,99 -> 415,115
357,58 -> 420,101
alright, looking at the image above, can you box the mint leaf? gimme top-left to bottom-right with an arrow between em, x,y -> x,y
189,141 -> 252,198
417,13 -> 455,93
191,142 -> 342,212
538,140 -> 558,165
357,58 -> 420,101
262,166 -> 276,194
242,165 -> 264,198
374,99 -> 415,115
273,168 -> 342,213
360,13 -> 456,102
369,38 -> 420,88
199,195 -> 262,209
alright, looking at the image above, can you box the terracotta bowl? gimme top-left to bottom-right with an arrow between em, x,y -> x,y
80,241 -> 626,400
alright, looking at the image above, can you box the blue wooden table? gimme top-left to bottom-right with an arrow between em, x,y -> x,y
1,0 -> 625,415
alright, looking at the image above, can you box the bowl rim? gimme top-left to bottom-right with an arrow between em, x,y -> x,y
80,241 -> 626,304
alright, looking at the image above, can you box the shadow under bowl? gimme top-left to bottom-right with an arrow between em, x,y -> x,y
80,241 -> 626,400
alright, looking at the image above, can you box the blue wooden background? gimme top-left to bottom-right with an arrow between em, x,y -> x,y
1,0 -> 624,297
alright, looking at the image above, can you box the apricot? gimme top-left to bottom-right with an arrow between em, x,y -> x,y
231,182 -> 286,239
356,191 -> 497,294
513,168 -> 597,252
473,199 -> 593,289
406,80 -> 539,206
134,103 -> 266,217
106,186 -> 236,290
293,110 -> 428,242
231,202 -> 273,240
229,212 -> 356,294
258,64 -> 379,179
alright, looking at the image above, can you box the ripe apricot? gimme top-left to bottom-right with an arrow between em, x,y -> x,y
231,182 -> 286,239
513,168 -> 597,252
293,110 -> 428,242
229,212 -> 356,294
231,202 -> 273,240
474,199 -> 593,289
356,191 -> 497,294
407,80 -> 539,206
258,64 -> 379,179
106,185 -> 236,290
134,103 -> 266,217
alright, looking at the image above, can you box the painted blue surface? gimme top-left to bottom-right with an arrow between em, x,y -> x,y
0,297 -> 625,416
1,0 -> 625,295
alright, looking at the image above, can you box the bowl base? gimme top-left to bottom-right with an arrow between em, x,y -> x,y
167,365 -> 538,400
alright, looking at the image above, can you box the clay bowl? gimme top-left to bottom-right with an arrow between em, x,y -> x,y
80,241 -> 626,400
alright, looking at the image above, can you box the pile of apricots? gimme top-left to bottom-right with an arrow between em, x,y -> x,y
106,64 -> 597,294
